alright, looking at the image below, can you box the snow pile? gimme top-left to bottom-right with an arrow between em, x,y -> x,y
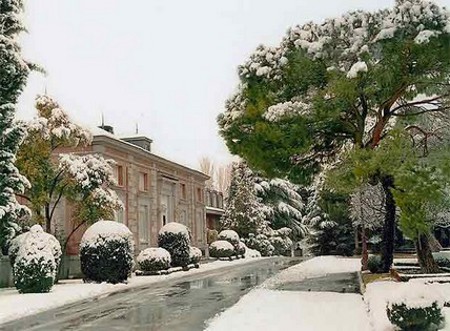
244,246 -> 261,258
137,247 -> 171,272
159,222 -> 189,236
210,240 -> 234,251
80,220 -> 133,248
205,289 -> 371,331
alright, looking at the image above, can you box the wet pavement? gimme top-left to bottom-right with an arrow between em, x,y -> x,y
274,272 -> 360,293
0,257 -> 302,331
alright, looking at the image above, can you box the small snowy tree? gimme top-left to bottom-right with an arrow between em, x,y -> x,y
254,176 -> 307,240
220,162 -> 269,237
0,0 -> 33,254
16,95 -> 123,250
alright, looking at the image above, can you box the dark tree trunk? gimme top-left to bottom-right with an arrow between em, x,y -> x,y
380,175 -> 396,272
361,225 -> 368,271
416,233 -> 440,274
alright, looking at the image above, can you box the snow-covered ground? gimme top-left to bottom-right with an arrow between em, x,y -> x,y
0,256 -> 266,325
206,256 -> 370,331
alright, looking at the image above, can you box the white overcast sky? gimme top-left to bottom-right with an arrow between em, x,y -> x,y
17,0 -> 450,170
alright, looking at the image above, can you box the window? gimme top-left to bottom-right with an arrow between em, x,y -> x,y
138,205 -> 149,244
139,172 -> 149,191
196,188 -> 203,202
180,183 -> 186,200
116,165 -> 124,186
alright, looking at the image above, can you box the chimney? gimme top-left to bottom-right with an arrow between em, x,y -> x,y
98,125 -> 114,134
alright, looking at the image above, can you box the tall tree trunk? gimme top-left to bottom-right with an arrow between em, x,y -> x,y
416,233 -> 440,274
45,203 -> 51,233
361,225 -> 368,271
380,175 -> 396,272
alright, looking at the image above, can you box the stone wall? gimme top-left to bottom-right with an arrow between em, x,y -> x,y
0,256 -> 13,288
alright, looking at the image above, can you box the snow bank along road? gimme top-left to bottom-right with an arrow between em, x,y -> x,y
0,257 -> 301,330
206,256 -> 371,331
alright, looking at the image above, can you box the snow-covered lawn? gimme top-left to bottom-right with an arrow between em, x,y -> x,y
206,256 -> 370,331
0,257 -> 266,325
205,289 -> 370,331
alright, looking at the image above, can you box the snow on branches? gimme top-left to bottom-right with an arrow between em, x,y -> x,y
59,153 -> 123,211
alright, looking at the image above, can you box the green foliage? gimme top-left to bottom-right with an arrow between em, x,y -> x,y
137,248 -> 171,272
80,238 -> 134,284
158,226 -> 191,268
209,241 -> 235,258
0,0 -> 32,255
14,254 -> 55,294
387,302 -> 444,331
367,255 -> 382,274
244,233 -> 274,257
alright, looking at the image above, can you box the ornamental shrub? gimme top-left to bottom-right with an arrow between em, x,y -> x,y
368,255 -> 382,274
387,302 -> 444,331
12,225 -> 59,293
244,233 -> 274,257
218,229 -> 241,255
158,222 -> 191,268
80,220 -> 134,284
236,241 -> 246,257
209,240 -> 235,258
189,246 -> 202,264
137,247 -> 171,272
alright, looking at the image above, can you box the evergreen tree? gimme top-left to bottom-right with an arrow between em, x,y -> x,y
220,162 -> 269,237
0,0 -> 32,254
254,175 -> 307,240
218,0 -> 450,271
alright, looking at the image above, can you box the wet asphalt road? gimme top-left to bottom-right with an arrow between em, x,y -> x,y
0,257 -> 302,331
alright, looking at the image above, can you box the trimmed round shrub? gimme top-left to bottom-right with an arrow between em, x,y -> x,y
80,220 -> 134,284
12,225 -> 59,293
368,255 -> 382,274
270,236 -> 292,256
158,222 -> 191,268
137,247 -> 171,272
9,224 -> 62,270
189,246 -> 202,264
219,229 -> 241,255
209,240 -> 235,258
387,302 -> 444,331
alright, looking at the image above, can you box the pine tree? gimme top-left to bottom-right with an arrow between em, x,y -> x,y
0,0 -> 32,254
220,162 -> 269,237
254,175 -> 307,240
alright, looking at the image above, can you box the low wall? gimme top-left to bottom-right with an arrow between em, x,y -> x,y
0,255 -> 82,288
0,255 -> 14,288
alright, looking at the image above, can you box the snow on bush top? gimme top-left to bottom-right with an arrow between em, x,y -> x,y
387,283 -> 445,309
159,222 -> 189,236
9,225 -> 62,265
81,220 -> 133,248
13,225 -> 60,278
218,230 -> 240,242
137,247 -> 171,264
210,240 -> 234,251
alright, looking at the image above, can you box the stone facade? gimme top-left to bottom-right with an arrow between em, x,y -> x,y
205,189 -> 224,230
59,129 -> 209,255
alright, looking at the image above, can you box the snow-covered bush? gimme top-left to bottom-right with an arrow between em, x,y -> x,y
245,247 -> 262,258
367,255 -> 382,274
137,247 -> 171,272
269,228 -> 292,256
209,240 -> 235,258
158,222 -> 191,268
218,229 -> 242,255
236,241 -> 246,257
9,225 -> 62,270
244,233 -> 274,257
387,302 -> 444,331
189,246 -> 202,264
80,220 -> 134,284
12,225 -> 60,293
